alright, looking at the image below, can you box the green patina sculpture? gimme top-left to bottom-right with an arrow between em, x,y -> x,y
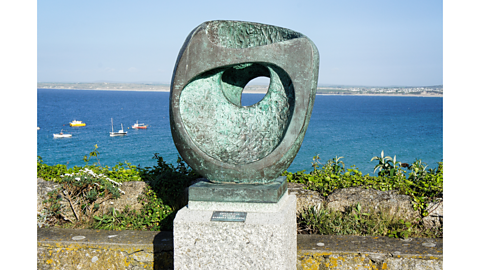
170,20 -> 319,184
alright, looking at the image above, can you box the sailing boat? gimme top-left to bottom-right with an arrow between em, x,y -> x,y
110,118 -> 127,137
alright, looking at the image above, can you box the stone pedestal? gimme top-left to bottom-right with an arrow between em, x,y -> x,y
173,191 -> 297,269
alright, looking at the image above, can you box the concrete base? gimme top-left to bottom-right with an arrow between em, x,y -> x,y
173,193 -> 297,270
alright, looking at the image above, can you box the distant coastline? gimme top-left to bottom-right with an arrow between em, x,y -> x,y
37,83 -> 443,97
315,93 -> 442,97
37,82 -> 171,92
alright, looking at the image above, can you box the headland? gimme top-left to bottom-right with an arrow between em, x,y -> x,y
37,82 -> 443,97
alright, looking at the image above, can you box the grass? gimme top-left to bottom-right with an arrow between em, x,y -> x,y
298,204 -> 441,238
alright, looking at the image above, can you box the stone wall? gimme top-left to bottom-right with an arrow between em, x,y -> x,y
37,228 -> 173,270
37,179 -> 443,230
37,179 -> 442,269
38,228 -> 442,270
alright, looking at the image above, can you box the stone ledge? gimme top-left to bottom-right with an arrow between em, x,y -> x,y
37,228 -> 173,270
297,234 -> 442,269
37,228 -> 442,269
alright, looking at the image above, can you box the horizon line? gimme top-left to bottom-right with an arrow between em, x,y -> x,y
37,82 -> 444,88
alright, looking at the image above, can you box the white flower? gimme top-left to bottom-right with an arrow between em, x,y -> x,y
105,177 -> 121,186
75,177 -> 81,181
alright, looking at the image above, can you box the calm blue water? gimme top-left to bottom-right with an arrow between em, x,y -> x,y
37,89 -> 443,174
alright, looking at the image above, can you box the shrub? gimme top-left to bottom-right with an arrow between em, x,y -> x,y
37,147 -> 199,231
298,204 -> 441,238
284,151 -> 443,219
59,168 -> 124,223
38,148 -> 442,237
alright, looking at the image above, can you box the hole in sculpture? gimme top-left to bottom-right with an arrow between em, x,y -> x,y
241,76 -> 270,106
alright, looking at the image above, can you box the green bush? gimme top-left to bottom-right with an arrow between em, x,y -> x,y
37,146 -> 199,231
37,156 -> 73,182
81,154 -> 199,231
298,204 -> 441,238
38,148 -> 442,237
284,151 -> 443,238
283,151 -> 443,218
37,145 -> 143,184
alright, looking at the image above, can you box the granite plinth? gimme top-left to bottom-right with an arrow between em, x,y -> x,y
189,176 -> 287,203
173,193 -> 297,270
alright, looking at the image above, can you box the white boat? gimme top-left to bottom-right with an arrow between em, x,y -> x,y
110,118 -> 127,137
53,130 -> 72,138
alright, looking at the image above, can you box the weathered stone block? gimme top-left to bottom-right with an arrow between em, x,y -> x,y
326,187 -> 419,219
97,181 -> 147,214
37,178 -> 61,214
37,178 -> 147,226
423,199 -> 443,229
288,182 -> 325,214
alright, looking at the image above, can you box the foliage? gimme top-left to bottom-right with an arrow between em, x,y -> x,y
38,147 -> 199,232
135,185 -> 176,231
370,150 -> 403,177
38,147 -> 442,238
83,144 -> 101,166
37,156 -> 73,182
37,145 -> 142,183
137,154 -> 200,211
284,151 -> 443,218
90,181 -> 187,231
90,154 -> 199,231
40,190 -> 65,228
59,167 -> 124,223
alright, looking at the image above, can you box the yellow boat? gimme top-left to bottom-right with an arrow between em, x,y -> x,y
70,120 -> 86,127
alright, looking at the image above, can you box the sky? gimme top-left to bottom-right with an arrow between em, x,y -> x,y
36,0 -> 443,87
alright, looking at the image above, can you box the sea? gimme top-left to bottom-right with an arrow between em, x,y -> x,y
37,89 -> 443,175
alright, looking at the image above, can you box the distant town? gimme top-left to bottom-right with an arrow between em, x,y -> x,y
37,82 -> 171,92
315,85 -> 443,96
37,82 -> 443,96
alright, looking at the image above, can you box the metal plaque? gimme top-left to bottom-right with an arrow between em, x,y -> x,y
211,211 -> 247,222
